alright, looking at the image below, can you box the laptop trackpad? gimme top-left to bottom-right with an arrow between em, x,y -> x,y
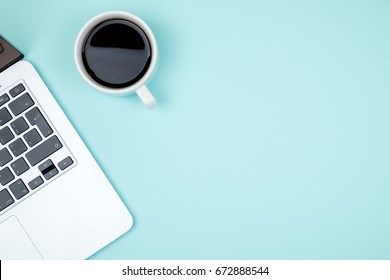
0,216 -> 43,259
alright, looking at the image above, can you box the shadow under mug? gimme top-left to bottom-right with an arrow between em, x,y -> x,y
74,11 -> 158,109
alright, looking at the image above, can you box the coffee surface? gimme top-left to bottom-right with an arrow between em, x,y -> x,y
82,19 -> 152,88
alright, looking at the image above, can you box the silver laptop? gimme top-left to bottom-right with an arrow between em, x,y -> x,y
0,36 -> 133,259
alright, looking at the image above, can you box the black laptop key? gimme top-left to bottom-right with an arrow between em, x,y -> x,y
0,93 -> 10,106
8,92 -> 34,116
38,159 -> 54,172
0,189 -> 14,212
25,107 -> 53,137
0,107 -> 12,126
58,156 -> 73,171
9,83 -> 25,97
0,126 -> 14,145
43,166 -> 58,180
28,176 -> 44,190
23,128 -> 42,147
0,167 -> 14,186
8,138 -> 27,157
10,117 -> 29,135
0,148 -> 13,167
11,157 -> 29,176
9,179 -> 29,200
25,135 -> 62,166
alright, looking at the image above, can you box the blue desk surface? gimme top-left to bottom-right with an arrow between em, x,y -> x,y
2,0 -> 390,259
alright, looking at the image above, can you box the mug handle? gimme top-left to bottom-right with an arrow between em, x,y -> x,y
136,86 -> 157,109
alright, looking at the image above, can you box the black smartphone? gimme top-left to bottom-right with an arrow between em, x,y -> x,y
0,36 -> 24,73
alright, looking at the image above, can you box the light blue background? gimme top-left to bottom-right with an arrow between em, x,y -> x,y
1,0 -> 390,259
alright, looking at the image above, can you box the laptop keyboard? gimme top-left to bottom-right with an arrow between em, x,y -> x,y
0,80 -> 75,213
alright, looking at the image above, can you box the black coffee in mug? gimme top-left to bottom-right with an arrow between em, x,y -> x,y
82,19 -> 152,88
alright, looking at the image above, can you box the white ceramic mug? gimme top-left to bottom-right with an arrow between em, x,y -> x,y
74,11 -> 158,109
